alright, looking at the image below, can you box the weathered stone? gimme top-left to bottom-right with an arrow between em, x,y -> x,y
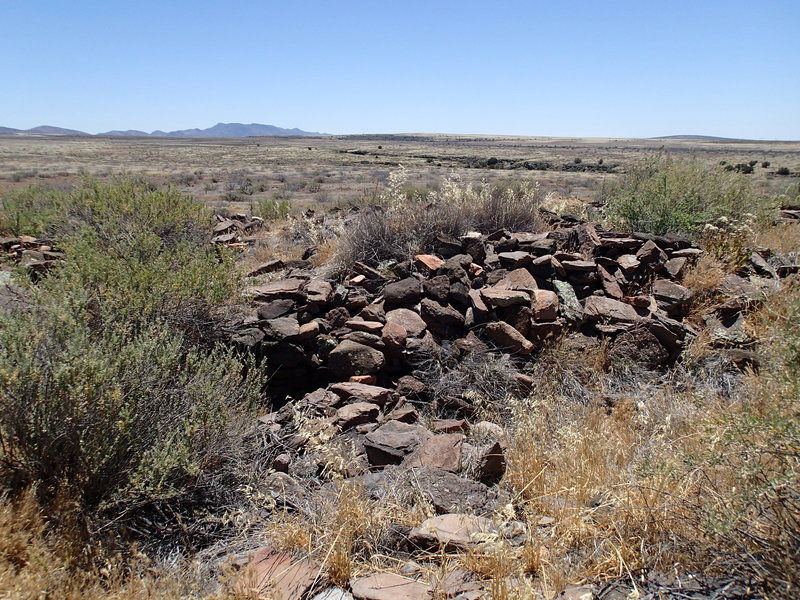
462,237 -> 487,263
480,287 -> 530,307
411,466 -> 499,514
434,419 -> 468,433
409,513 -> 497,549
597,264 -> 624,299
414,254 -> 445,273
608,328 -> 669,368
671,247 -> 703,258
247,259 -> 284,277
498,304 -> 532,337
483,322 -> 534,354
495,268 -> 537,292
232,547 -> 322,600
383,277 -> 421,305
583,296 -> 640,323
403,434 -> 464,472
304,279 -> 334,305
385,308 -> 427,337
561,259 -> 596,272
350,573 -> 430,600
325,307 -> 351,328
531,289 -> 559,320
636,239 -> 668,266
652,279 -> 692,313
616,254 -> 641,272
552,280 -> 583,322
303,388 -> 342,409
381,321 -> 407,348
263,316 -> 300,340
349,375 -> 377,385
327,341 -> 385,378
288,321 -> 317,342
447,281 -> 471,308
365,421 -> 433,467
336,402 -> 380,430
468,288 -> 491,319
478,441 -> 506,482
246,278 -> 306,301
420,299 -> 464,337
664,256 -> 688,279
497,251 -> 533,269
330,382 -> 395,405
359,302 -> 385,323
345,319 -> 384,334
423,274 -> 451,302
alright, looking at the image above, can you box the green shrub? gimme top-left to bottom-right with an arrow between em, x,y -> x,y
0,303 -> 262,508
602,154 -> 770,236
0,177 -> 263,512
254,197 -> 291,221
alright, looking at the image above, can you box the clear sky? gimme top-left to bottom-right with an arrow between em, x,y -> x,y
2,0 -> 798,139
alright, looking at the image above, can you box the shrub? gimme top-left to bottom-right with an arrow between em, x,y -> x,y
336,172 -> 543,268
253,197 -> 291,221
0,306 -> 262,508
602,154 -> 769,236
0,177 -> 262,513
762,161 -> 771,168
777,167 -> 791,176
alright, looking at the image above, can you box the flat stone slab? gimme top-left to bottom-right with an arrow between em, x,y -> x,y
350,573 -> 430,600
232,547 -> 323,600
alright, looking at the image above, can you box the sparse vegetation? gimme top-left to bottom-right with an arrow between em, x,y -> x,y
0,143 -> 798,598
603,153 -> 773,236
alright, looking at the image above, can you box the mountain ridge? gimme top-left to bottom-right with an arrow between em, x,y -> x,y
0,122 -> 324,138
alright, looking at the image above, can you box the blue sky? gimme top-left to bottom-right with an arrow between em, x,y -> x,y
2,0 -> 798,138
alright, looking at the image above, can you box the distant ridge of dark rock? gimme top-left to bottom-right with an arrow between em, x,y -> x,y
652,134 -> 745,142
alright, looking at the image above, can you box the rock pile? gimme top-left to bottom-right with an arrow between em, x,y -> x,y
222,218 -> 788,599
0,234 -> 63,277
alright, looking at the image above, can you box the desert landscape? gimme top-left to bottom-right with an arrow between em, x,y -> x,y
0,130 -> 799,600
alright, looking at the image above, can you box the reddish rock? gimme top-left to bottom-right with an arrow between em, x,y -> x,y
403,433 -> 464,472
349,374 -> 377,385
480,287 -> 530,307
495,268 -> 537,292
350,573 -> 430,600
246,278 -> 306,301
385,308 -> 427,338
304,279 -> 334,304
326,341 -> 385,377
422,274 -> 451,302
616,254 -> 640,272
664,256 -> 688,279
583,296 -> 640,323
478,441 -> 506,482
232,547 -> 323,600
409,514 -> 497,549
419,299 -> 464,336
498,251 -> 533,269
345,319 -> 384,333
336,402 -> 380,430
414,254 -> 445,273
387,405 -> 419,423
597,264 -> 624,299
636,239 -> 668,266
247,259 -> 284,277
381,320 -> 407,348
434,418 -> 469,433
330,382 -> 395,405
365,421 -> 433,467
531,289 -> 559,320
483,321 -> 534,354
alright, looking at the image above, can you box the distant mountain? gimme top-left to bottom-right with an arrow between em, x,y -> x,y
100,122 -> 323,137
26,125 -> 90,136
0,122 -> 323,138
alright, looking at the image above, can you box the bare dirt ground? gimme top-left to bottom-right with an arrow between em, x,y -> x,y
1,134 -> 798,212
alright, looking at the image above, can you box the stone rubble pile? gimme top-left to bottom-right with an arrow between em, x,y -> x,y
223,219 -> 788,599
